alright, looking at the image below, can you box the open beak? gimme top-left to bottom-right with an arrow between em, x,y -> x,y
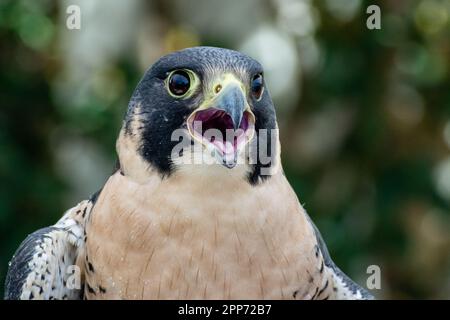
187,83 -> 255,168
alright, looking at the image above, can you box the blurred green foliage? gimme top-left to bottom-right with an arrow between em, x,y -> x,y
0,0 -> 449,299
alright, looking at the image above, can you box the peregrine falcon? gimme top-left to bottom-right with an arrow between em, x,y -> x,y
4,47 -> 373,300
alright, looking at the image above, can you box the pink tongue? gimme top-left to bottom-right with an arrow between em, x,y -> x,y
190,109 -> 252,158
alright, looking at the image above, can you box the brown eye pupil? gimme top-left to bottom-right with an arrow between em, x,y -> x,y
169,71 -> 190,96
251,74 -> 263,99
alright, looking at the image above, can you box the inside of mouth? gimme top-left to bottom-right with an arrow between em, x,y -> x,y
189,108 -> 252,155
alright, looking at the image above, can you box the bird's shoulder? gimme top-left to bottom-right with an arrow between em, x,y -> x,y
304,212 -> 374,300
4,189 -> 101,300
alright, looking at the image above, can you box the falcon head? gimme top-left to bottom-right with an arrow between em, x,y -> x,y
117,47 -> 279,184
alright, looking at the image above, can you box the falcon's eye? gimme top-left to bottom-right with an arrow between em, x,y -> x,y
251,74 -> 264,100
168,70 -> 191,97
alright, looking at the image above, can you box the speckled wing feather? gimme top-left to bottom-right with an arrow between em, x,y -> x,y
4,191 -> 100,300
304,212 -> 374,300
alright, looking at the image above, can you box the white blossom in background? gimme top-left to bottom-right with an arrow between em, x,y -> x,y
324,0 -> 362,22
296,35 -> 322,74
239,25 -> 300,111
55,0 -> 143,107
172,0 -> 269,45
274,0 -> 322,74
275,0 -> 319,36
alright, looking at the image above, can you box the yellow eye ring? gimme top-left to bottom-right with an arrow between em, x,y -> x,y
166,69 -> 199,99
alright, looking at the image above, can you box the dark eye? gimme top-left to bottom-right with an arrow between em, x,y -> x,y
168,70 -> 191,96
251,74 -> 264,100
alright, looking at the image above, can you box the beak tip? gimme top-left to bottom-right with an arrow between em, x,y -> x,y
232,115 -> 242,130
223,161 -> 237,169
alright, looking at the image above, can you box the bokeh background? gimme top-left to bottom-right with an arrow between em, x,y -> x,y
1,0 -> 450,299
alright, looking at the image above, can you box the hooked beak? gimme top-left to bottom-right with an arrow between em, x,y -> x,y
215,84 -> 246,130
187,82 -> 255,168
